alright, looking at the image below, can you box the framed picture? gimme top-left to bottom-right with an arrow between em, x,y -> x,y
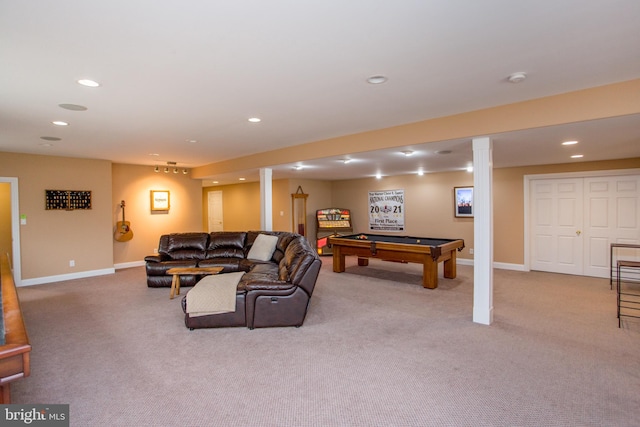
150,190 -> 170,211
454,186 -> 473,217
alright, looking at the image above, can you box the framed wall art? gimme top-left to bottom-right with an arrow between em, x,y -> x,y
150,190 -> 170,211
45,189 -> 92,210
454,186 -> 473,217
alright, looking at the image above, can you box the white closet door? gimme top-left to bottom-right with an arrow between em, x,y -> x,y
207,191 -> 224,232
584,175 -> 640,277
530,178 -> 584,275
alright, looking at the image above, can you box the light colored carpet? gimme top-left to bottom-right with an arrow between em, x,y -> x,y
13,258 -> 640,427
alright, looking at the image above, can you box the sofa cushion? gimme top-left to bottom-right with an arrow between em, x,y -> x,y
247,233 -> 278,261
205,232 -> 246,259
247,231 -> 296,263
161,233 -> 209,260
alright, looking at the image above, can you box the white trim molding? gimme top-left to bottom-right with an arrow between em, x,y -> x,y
18,268 -> 115,287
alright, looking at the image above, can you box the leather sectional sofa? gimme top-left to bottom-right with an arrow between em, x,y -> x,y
144,231 -> 322,329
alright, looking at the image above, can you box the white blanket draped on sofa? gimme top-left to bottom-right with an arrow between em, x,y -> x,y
186,272 -> 244,317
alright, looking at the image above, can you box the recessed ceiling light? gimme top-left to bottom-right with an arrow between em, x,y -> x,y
77,79 -> 100,87
239,177 -> 246,181
401,150 -> 414,156
149,153 -> 160,157
375,172 -> 382,179
52,121 -> 68,126
293,165 -> 304,170
562,140 -> 579,145
417,169 -> 424,176
340,159 -> 353,164
59,103 -> 88,111
571,154 -> 584,159
507,72 -> 527,83
186,139 -> 197,143
248,117 -> 261,123
40,136 -> 61,141
367,75 -> 388,84
213,181 -> 219,184
466,166 -> 474,172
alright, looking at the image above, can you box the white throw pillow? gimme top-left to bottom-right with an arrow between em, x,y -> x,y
247,234 -> 279,261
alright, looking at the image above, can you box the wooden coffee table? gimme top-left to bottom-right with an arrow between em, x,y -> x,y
166,267 -> 224,299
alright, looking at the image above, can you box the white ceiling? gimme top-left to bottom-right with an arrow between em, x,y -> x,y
1,1 -> 639,185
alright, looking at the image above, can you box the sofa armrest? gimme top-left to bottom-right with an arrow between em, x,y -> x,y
144,254 -> 163,262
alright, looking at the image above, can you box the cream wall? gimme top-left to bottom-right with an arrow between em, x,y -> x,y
112,163 -> 204,265
331,157 -> 640,265
202,178 -> 332,237
1,153 -> 637,283
493,158 -> 640,264
330,171 -> 475,258
198,158 -> 639,265
0,152 -> 113,279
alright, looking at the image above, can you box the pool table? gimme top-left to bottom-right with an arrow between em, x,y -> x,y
327,233 -> 465,289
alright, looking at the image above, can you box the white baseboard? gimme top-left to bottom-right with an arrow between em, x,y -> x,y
493,262 -> 526,271
18,259 -> 526,287
19,268 -> 116,287
114,260 -> 145,270
457,258 -> 526,271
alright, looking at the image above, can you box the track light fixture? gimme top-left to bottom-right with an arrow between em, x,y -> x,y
152,161 -> 188,175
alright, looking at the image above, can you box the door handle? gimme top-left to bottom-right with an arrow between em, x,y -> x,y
576,230 -> 582,236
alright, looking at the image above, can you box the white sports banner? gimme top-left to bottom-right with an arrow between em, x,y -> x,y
368,189 -> 405,232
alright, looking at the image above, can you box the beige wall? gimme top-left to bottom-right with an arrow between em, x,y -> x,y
0,152 -> 637,283
198,158 -> 639,265
0,153 -> 113,279
331,171 -> 476,258
332,157 -> 640,265
493,158 -> 640,264
112,163 -> 204,265
201,178 -> 332,237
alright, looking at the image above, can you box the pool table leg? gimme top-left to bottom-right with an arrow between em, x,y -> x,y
332,247 -> 346,272
443,249 -> 457,279
423,257 -> 438,289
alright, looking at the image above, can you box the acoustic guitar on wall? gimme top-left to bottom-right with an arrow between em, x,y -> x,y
114,200 -> 133,242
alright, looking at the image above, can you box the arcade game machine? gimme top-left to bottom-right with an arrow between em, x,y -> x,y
315,208 -> 352,256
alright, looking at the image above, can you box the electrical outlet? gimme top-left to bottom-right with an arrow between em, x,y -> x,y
469,249 -> 474,255
69,260 -> 75,267
153,248 -> 158,254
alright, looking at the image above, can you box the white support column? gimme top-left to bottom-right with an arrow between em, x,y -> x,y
259,168 -> 273,231
472,137 -> 494,325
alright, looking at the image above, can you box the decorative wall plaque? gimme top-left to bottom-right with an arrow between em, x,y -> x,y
45,190 -> 92,210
